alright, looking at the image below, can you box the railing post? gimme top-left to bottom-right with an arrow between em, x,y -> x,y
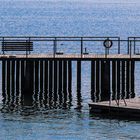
134,37 -> 136,54
128,38 -> 130,55
81,37 -> 83,58
105,48 -> 107,58
118,37 -> 120,54
29,37 -> 31,55
2,37 -> 4,55
26,40 -> 28,58
53,37 -> 57,58
130,40 -> 132,58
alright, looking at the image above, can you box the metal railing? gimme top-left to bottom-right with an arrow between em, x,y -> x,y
0,36 -> 140,58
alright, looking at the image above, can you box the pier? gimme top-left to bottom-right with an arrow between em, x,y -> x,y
0,36 -> 140,119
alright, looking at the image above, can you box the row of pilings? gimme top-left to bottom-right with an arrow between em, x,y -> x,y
91,60 -> 135,102
1,59 -> 135,108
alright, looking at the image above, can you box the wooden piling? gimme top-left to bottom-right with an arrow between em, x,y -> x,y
91,61 -> 95,102
58,61 -> 63,104
39,60 -> 44,102
11,60 -> 15,103
16,61 -> 19,94
6,60 -> 10,101
63,60 -> 68,104
126,61 -> 130,98
68,61 -> 72,103
77,61 -> 81,93
44,60 -> 48,104
24,61 -> 34,93
49,60 -> 53,104
34,61 -> 39,101
20,60 -> 25,92
16,60 -> 20,104
77,61 -> 82,108
95,60 -> 100,102
23,60 -> 34,105
20,60 -> 25,104
101,60 -> 110,101
131,61 -> 135,98
112,60 -> 116,100
121,60 -> 125,99
117,60 -> 120,99
2,60 -> 6,104
53,60 -> 58,103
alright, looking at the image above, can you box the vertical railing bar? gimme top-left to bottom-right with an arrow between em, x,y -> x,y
134,37 -> 136,54
55,37 -> 57,54
130,40 -> 132,58
128,37 -> 130,55
26,40 -> 28,58
29,37 -> 31,55
2,37 -> 4,55
53,37 -> 57,58
118,37 -> 120,54
81,37 -> 83,58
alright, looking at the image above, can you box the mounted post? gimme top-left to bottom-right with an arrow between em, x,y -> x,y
103,38 -> 113,58
127,38 -> 130,55
133,37 -> 135,54
130,40 -> 132,58
81,37 -> 83,58
2,37 -> 4,55
118,37 -> 121,54
53,37 -> 57,58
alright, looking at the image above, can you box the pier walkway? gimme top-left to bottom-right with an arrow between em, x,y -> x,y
1,54 -> 140,60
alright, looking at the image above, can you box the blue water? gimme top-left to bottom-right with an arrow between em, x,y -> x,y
0,1 -> 140,140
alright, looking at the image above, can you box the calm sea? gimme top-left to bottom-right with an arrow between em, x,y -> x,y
0,0 -> 140,140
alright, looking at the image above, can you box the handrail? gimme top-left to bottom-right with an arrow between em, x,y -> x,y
0,36 -> 140,58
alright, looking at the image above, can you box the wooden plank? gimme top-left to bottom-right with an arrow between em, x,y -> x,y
1,54 -> 140,59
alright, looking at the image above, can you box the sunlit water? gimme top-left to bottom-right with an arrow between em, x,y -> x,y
0,1 -> 140,140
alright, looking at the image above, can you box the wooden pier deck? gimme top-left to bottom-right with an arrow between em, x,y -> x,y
1,54 -> 140,60
89,98 -> 140,119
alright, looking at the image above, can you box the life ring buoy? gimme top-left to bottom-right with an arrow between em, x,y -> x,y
103,39 -> 113,48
